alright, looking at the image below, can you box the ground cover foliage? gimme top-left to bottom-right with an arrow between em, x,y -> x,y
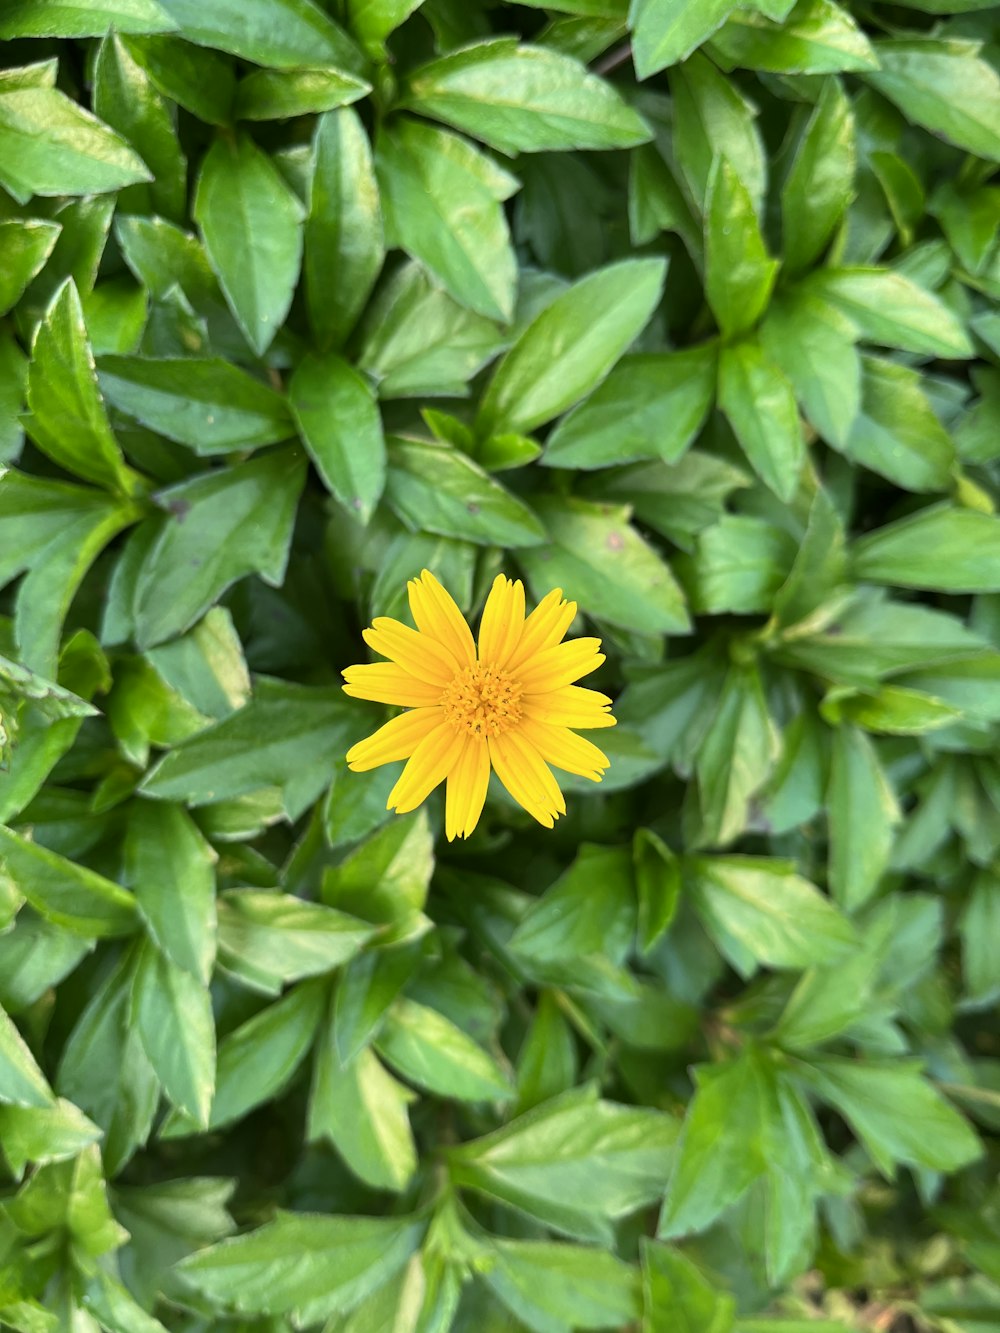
1,0 -> 1000,1328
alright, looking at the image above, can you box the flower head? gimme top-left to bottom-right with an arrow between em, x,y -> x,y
342,570 -> 615,840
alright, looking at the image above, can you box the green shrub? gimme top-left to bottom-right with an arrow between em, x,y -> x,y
0,0 -> 999,1328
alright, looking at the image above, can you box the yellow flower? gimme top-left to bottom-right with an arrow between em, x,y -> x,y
342,570 -> 616,840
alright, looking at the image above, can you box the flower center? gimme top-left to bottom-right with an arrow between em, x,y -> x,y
441,663 -> 523,738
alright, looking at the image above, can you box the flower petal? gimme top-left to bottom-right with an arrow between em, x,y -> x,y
346,707 -> 444,772
445,736 -> 491,841
342,663 -> 446,708
489,731 -> 565,827
516,639 -> 605,693
408,569 -> 476,668
478,574 -> 526,668
364,618 -> 460,686
505,588 -> 577,673
388,722 -> 466,814
522,684 -> 617,730
518,717 -> 610,780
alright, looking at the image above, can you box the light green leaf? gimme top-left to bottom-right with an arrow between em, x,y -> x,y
0,0 -> 175,36
710,0 -> 876,74
865,37 -> 1000,163
306,108 -> 384,352
0,1004 -> 54,1108
827,725 -> 900,912
449,1084 -> 677,1243
482,1237 -> 641,1333
718,336 -> 804,501
132,938 -> 216,1126
178,1212 -> 424,1323
853,505 -> 1000,593
376,997 -> 514,1102
761,292 -> 860,448
630,0 -> 737,80
142,678 -> 355,819
309,1034 -> 417,1191
477,257 -> 666,436
0,825 -> 138,938
194,134 -> 305,356
705,157 -> 778,339
385,437 -> 545,547
543,345 -> 717,470
641,1240 -> 736,1333
0,219 -> 61,317
26,279 -> 143,495
797,1057 -> 981,1175
689,855 -> 856,973
155,0 -> 363,71
671,51 -> 766,213
125,801 -> 217,985
376,117 -> 518,322
840,355 -> 954,492
132,448 -> 307,648
803,267 -> 974,359
98,354 -> 293,452
404,39 -> 650,154
218,889 -> 374,992
518,495 -> 690,634
0,87 -> 151,202
290,352 -> 386,523
234,65 -> 369,121
781,75 -> 855,274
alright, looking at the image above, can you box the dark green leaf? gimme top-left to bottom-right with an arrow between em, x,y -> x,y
718,336 -> 804,501
290,352 -> 385,522
132,938 -> 215,1125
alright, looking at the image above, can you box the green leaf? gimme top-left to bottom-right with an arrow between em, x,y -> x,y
358,261 -> 505,399
840,355 -> 954,492
333,945 -> 423,1062
705,157 -> 778,339
0,0 -> 175,36
98,354 -> 293,452
0,1004 -> 54,1108
132,448 -> 307,648
234,66 -> 369,121
449,1084 -> 676,1243
0,87 -> 151,202
709,0 -> 876,74
671,52 -> 766,213
155,0 -> 363,71
827,725 -> 900,912
515,990 -> 578,1114
781,75 -> 855,275
347,0 -> 424,55
853,505 -> 1000,593
689,855 -> 856,973
403,39 -> 650,154
142,678 -> 355,819
289,352 -> 386,523
864,38 -> 1000,163
194,134 -> 305,356
132,938 -> 216,1126
543,345 -> 717,470
641,1240 -> 736,1333
26,279 -> 143,495
376,117 -> 518,322
376,997 -> 514,1102
517,495 -> 690,634
218,889 -> 374,992
634,828 -> 681,953
797,1057 -> 981,1175
0,1097 -> 102,1176
761,292 -> 860,448
125,34 -> 235,127
802,267 -> 974,359
306,108 -> 384,352
481,1237 -> 641,1333
718,336 -> 803,502
309,1035 -> 417,1191
178,1212 -> 424,1323
961,871 -> 1000,1006
0,825 -> 138,938
80,1270 -> 171,1333
93,32 -> 186,222
477,257 -> 666,436
630,0 -> 738,80
164,980 -> 325,1136
385,437 -> 545,547
0,219 -> 61,318
125,801 -> 217,984
683,514 -> 796,616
